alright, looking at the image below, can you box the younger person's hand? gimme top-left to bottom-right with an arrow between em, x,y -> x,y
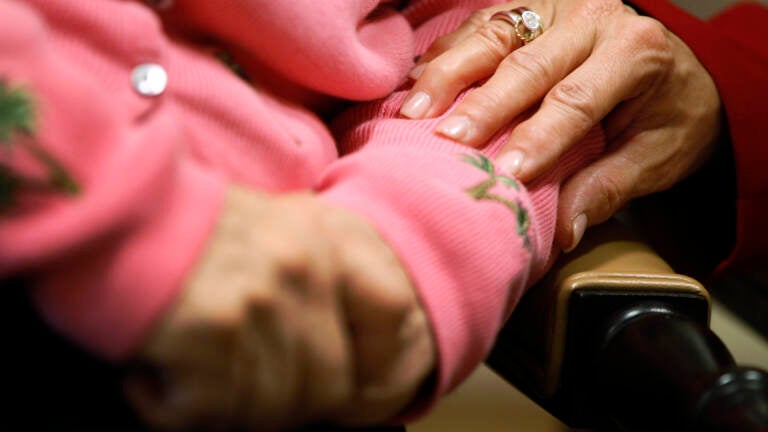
123,186 -> 435,431
401,0 -> 721,250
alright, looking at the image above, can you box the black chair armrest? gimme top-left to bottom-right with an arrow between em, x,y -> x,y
486,219 -> 768,431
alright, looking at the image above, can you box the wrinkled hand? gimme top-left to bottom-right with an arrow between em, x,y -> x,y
401,0 -> 722,251
123,186 -> 435,431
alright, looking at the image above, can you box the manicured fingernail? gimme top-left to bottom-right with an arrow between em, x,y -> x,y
408,63 -> 427,80
496,150 -> 525,177
436,115 -> 474,142
400,91 -> 432,119
565,213 -> 588,253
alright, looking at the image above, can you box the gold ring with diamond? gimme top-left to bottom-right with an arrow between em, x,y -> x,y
490,7 -> 544,45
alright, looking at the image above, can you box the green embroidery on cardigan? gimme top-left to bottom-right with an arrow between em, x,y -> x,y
214,50 -> 251,82
462,153 -> 530,247
0,80 -> 79,210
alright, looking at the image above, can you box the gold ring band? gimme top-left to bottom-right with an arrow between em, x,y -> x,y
490,7 -> 544,44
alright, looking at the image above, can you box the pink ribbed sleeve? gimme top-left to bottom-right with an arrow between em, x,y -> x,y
320,89 -> 604,405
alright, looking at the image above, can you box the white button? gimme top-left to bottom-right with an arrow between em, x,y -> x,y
146,0 -> 174,10
131,63 -> 168,97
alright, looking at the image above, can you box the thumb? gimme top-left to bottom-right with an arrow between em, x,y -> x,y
556,150 -> 644,252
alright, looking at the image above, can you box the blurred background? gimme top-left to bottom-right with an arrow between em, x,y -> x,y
674,0 -> 767,17
410,1 -> 768,431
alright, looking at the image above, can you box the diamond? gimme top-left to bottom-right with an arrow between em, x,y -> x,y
521,10 -> 541,31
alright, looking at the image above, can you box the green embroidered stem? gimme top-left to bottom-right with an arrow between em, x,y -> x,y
0,82 -> 34,142
18,139 -> 79,195
484,193 -> 531,247
484,194 -> 528,228
465,177 -> 496,199
461,152 -> 531,247
0,80 -> 79,209
214,50 -> 250,82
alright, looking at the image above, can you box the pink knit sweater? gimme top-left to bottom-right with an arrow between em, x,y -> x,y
0,0 -> 602,405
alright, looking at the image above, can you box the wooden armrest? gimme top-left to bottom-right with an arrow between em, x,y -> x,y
486,219 -> 768,431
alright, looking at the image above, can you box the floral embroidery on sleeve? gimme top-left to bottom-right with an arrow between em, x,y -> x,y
0,80 -> 78,210
462,152 -> 530,247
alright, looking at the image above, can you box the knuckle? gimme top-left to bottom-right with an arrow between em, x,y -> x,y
623,3 -> 639,15
616,17 -> 674,88
569,0 -> 625,27
588,172 -> 628,219
547,81 -> 598,127
273,236 -> 312,271
463,86 -> 506,117
578,0 -> 625,20
424,58 -> 461,86
245,242 -> 314,314
501,48 -> 553,83
468,9 -> 494,27
516,122 -> 562,157
429,33 -> 455,55
625,16 -> 670,53
243,286 -> 278,321
458,89 -> 509,129
574,0 -> 640,44
474,20 -> 520,59
276,246 -> 318,297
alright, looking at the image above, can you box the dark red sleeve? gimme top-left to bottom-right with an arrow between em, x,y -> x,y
629,1 -> 768,275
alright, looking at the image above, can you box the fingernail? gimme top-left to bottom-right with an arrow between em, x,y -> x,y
496,150 -> 525,177
400,91 -> 432,119
408,63 -> 427,80
436,115 -> 474,142
565,213 -> 588,253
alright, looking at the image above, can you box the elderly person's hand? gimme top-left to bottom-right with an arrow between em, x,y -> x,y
400,0 -> 722,251
122,186 -> 435,431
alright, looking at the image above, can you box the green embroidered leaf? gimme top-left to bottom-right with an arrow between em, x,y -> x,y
460,153 -> 483,169
516,204 -> 530,234
460,152 -> 494,174
465,178 -> 496,199
462,151 -> 530,247
498,175 -> 520,190
50,167 -> 79,195
214,50 -> 250,82
0,80 -> 79,209
0,81 -> 34,144
478,153 -> 493,173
